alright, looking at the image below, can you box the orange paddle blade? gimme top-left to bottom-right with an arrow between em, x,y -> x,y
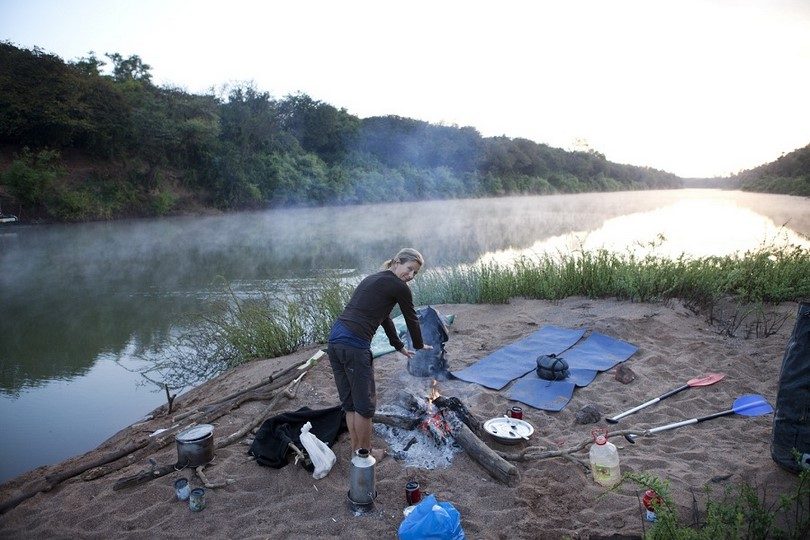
686,373 -> 725,387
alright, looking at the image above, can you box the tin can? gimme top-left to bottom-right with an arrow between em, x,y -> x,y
405,481 -> 421,505
508,406 -> 523,420
189,487 -> 206,512
174,477 -> 190,501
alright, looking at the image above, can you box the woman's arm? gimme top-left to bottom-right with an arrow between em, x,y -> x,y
396,285 -> 424,350
381,317 -> 404,350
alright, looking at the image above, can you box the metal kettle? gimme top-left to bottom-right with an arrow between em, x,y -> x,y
348,448 -> 376,511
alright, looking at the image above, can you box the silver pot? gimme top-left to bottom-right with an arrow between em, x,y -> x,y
175,424 -> 214,467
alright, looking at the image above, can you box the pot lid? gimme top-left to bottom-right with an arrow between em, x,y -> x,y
176,424 -> 214,442
483,417 -> 534,444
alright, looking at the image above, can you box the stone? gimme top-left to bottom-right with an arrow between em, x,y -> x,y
575,404 -> 601,424
614,364 -> 636,384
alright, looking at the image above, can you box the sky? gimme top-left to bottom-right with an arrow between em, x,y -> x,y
1,0 -> 809,178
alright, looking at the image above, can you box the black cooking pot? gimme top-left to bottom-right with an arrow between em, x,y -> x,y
175,424 -> 214,467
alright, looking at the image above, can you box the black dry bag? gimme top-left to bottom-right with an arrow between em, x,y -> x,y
536,354 -> 570,381
771,302 -> 810,474
406,306 -> 451,378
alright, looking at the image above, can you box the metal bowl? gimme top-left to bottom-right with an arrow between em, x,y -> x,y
482,417 -> 534,445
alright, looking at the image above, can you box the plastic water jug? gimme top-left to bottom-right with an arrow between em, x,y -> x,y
589,428 -> 621,487
348,448 -> 376,507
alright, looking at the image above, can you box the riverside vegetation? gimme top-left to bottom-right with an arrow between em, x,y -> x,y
2,42 -> 808,223
0,42 -> 680,222
139,244 -> 809,389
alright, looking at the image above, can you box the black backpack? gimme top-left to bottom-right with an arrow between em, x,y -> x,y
771,302 -> 810,473
536,354 -> 570,381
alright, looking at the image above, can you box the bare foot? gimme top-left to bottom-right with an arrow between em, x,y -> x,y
370,448 -> 387,461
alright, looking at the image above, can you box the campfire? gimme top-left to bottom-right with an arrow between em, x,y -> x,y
428,379 -> 441,403
418,380 -> 453,445
373,380 -> 520,486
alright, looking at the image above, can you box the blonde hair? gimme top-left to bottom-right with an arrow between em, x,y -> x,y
382,247 -> 425,270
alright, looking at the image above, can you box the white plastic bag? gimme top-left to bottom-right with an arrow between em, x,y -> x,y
299,421 -> 337,479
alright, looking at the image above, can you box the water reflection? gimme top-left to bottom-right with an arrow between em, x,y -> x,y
479,197 -> 810,264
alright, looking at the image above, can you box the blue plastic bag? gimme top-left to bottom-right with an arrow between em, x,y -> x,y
398,494 -> 466,540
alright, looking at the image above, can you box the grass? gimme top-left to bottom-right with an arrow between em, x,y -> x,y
135,276 -> 353,389
625,466 -> 810,539
412,245 -> 809,307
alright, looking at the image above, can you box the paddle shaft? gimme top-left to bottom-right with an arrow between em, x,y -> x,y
607,383 -> 688,423
627,399 -> 769,441
646,407 -> 734,435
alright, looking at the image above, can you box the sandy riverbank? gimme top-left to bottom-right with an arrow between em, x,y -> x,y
0,297 -> 801,539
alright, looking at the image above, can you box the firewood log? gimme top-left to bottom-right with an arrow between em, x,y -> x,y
445,412 -> 520,486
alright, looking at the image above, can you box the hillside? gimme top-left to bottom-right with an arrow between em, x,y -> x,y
11,41 -> 803,223
730,143 -> 810,196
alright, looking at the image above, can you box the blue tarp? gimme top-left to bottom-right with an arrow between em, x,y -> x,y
450,326 -> 586,390
556,332 -> 639,371
505,332 -> 638,411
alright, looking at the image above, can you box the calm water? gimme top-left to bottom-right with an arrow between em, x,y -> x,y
0,189 -> 808,482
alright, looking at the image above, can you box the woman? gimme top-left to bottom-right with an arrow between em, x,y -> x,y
327,248 -> 432,461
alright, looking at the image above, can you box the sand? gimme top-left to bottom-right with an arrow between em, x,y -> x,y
0,297 -> 802,539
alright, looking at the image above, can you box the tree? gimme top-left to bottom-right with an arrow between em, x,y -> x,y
278,93 -> 360,163
105,53 -> 152,83
70,51 -> 106,76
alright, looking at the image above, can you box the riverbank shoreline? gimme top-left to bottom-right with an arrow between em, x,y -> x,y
0,297 -> 802,538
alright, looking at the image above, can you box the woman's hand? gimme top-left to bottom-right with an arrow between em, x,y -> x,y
398,344 -> 433,358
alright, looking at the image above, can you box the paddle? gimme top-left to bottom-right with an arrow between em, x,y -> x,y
606,373 -> 725,423
624,394 -> 773,443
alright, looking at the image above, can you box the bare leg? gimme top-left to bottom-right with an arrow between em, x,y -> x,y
355,414 -> 386,460
355,413 -> 373,452
345,411 -> 359,452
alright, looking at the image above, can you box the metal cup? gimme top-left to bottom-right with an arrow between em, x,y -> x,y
189,488 -> 206,512
174,477 -> 190,501
405,481 -> 421,505
509,406 -> 523,419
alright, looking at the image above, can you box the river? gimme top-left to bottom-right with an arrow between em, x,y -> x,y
0,189 -> 808,482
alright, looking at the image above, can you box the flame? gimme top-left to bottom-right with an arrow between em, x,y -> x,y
428,379 -> 441,402
419,410 -> 453,441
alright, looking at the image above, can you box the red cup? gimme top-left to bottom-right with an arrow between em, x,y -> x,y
405,481 -> 421,505
508,406 -> 523,419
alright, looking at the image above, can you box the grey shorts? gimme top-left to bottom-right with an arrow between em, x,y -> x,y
327,343 -> 376,418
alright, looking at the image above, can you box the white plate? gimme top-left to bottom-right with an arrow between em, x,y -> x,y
482,417 -> 534,445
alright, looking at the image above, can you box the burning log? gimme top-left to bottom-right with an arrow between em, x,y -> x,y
372,412 -> 420,431
390,382 -> 519,487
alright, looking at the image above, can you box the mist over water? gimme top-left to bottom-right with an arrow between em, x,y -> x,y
0,189 -> 807,482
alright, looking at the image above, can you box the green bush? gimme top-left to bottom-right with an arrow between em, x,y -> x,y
0,148 -> 63,206
625,467 -> 809,539
149,188 -> 176,216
